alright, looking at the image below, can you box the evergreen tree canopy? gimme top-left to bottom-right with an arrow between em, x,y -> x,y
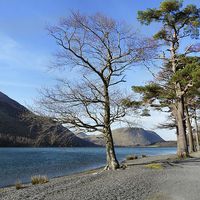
138,0 -> 200,40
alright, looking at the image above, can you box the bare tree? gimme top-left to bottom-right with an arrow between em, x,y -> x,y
38,12 -> 155,170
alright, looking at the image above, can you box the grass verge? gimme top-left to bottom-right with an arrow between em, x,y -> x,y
145,163 -> 163,169
31,175 -> 49,185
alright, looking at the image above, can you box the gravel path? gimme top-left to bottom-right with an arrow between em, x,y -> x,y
149,157 -> 200,200
1,154 -> 200,200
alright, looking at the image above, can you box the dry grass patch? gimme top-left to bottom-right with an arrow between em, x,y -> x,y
145,163 -> 163,169
15,180 -> 23,190
31,175 -> 49,185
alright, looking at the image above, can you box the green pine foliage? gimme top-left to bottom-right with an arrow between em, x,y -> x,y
127,0 -> 200,136
171,56 -> 200,89
138,0 -> 200,40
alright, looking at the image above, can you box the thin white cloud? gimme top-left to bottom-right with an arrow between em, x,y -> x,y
0,33 -> 50,71
0,80 -> 38,88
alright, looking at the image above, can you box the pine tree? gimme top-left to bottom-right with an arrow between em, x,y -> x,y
136,0 -> 200,156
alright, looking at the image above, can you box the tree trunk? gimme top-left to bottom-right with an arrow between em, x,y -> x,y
175,125 -> 180,154
194,108 -> 200,151
185,106 -> 195,153
176,96 -> 188,157
170,36 -> 188,157
103,84 -> 119,170
104,127 -> 119,170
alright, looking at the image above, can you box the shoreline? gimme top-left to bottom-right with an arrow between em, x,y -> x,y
0,145 -> 176,148
1,154 -> 176,189
1,153 -> 200,200
0,147 -> 176,189
0,153 -> 175,189
0,164 -> 105,190
0,154 -> 173,194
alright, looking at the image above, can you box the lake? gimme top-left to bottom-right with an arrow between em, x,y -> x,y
0,147 -> 176,188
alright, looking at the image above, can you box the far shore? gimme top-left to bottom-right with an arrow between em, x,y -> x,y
1,152 -> 200,200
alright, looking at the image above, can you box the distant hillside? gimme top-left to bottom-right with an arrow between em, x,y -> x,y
149,141 -> 177,147
112,127 -> 164,146
77,134 -> 105,146
0,91 -> 96,147
78,127 -> 165,146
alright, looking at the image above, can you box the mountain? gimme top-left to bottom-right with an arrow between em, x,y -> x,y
0,91 -> 96,147
76,132 -> 88,138
78,127 -> 164,146
112,127 -> 164,146
149,141 -> 177,147
77,134 -> 105,146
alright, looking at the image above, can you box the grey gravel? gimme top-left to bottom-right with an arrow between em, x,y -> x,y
1,154 -> 200,200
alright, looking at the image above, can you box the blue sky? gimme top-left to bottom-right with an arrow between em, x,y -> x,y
0,0 -> 199,140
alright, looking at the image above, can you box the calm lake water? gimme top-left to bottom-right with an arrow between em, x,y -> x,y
0,147 -> 176,188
